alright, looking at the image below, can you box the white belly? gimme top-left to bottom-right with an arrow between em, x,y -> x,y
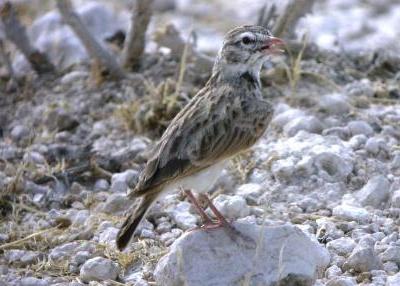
161,160 -> 226,197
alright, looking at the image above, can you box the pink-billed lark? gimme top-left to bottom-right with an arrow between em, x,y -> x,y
116,25 -> 284,250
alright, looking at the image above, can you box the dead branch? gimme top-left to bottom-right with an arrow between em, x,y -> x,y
257,3 -> 277,29
122,0 -> 154,71
0,1 -> 55,75
56,0 -> 124,82
0,38 -> 19,90
154,24 -> 213,73
273,0 -> 316,38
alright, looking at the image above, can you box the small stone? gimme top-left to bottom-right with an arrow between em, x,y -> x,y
4,250 -> 43,266
391,190 -> 400,208
319,93 -> 351,115
73,251 -> 91,266
98,227 -> 119,245
100,193 -> 131,215
271,109 -> 305,130
325,265 -> 342,279
381,246 -> 400,263
50,241 -> 95,261
60,70 -> 88,85
212,195 -> 251,219
271,158 -> 295,182
313,152 -> 353,182
347,121 -> 374,137
20,277 -> 48,286
332,205 -> 369,223
327,237 -> 357,256
80,257 -> 120,282
156,221 -> 172,234
236,183 -> 263,204
171,201 -> 198,230
365,137 -> 384,155
110,169 -> 138,193
94,179 -> 109,192
391,154 -> 400,169
347,134 -> 367,150
10,125 -> 31,143
326,277 -> 357,286
283,115 -> 323,137
387,272 -> 400,286
355,175 -> 391,208
344,246 -> 382,272
383,261 -> 399,274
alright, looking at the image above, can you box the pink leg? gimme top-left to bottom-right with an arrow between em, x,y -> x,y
199,193 -> 231,229
183,189 -> 213,225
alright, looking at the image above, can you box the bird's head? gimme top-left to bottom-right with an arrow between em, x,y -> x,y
213,25 -> 284,79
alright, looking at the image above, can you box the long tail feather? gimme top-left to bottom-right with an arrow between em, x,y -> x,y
116,194 -> 156,251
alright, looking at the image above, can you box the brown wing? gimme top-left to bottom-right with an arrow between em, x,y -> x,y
131,89 -> 273,197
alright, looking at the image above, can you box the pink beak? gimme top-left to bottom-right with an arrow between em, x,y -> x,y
262,36 -> 285,54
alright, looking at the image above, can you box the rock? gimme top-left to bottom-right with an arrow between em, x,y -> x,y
94,179 -> 109,192
326,277 -> 357,286
20,277 -> 48,286
212,195 -> 251,219
10,125 -> 31,143
343,244 -> 382,272
381,246 -> 400,263
60,71 -> 89,85
345,79 -> 374,98
325,265 -> 342,279
391,190 -> 400,208
355,175 -> 391,208
4,250 -> 43,266
49,241 -> 96,261
383,261 -> 399,273
313,152 -> 353,182
98,227 -> 119,246
170,201 -> 198,230
365,137 -> 389,156
327,237 -> 357,256
271,157 -> 295,181
319,93 -> 351,115
110,169 -> 138,193
160,228 -> 183,246
391,154 -> 400,169
316,218 -> 344,242
387,272 -> 400,286
154,223 -> 330,286
236,183 -> 263,204
332,205 -> 369,223
80,257 -> 120,283
271,108 -> 305,130
283,115 -> 323,137
347,121 -> 374,137
100,193 -> 131,215
45,108 -> 79,132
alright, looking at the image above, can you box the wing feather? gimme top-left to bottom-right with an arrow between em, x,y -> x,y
131,87 -> 273,197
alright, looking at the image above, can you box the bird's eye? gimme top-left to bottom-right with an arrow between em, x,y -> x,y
242,36 -> 252,45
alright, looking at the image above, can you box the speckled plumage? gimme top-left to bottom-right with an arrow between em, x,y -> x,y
116,25 -> 282,250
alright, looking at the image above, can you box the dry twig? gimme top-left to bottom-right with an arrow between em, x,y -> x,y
122,0 -> 154,70
56,0 -> 124,82
273,0 -> 316,38
0,38 -> 19,90
0,1 -> 55,75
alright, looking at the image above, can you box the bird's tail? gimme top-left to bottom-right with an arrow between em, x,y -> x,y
116,193 -> 157,251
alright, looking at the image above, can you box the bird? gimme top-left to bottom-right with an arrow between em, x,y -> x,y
116,25 -> 284,251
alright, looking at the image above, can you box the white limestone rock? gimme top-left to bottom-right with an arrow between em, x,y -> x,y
154,223 -> 330,286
